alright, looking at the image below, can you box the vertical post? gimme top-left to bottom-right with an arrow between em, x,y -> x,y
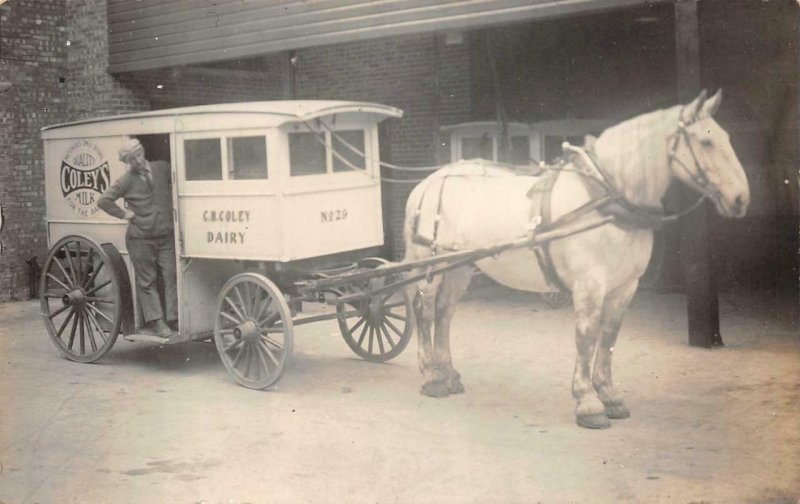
675,0 -> 722,347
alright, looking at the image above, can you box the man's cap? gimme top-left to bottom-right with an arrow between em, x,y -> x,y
119,136 -> 144,162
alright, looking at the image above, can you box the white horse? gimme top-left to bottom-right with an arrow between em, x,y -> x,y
404,90 -> 749,429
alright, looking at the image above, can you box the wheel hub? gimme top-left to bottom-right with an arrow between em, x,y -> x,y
234,319 -> 260,343
62,288 -> 85,307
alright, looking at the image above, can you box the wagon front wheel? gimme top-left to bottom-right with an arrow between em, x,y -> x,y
336,258 -> 412,362
39,235 -> 124,363
214,273 -> 293,389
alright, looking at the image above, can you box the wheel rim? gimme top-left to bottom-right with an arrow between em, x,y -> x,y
336,258 -> 412,362
214,273 -> 293,389
39,236 -> 121,363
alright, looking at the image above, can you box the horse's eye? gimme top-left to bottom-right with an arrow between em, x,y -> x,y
700,138 -> 714,148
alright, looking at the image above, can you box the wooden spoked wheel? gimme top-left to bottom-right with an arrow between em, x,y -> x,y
213,273 -> 293,389
336,258 -> 412,362
39,235 -> 123,363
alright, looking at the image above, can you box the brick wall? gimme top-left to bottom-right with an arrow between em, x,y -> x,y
294,33 -> 473,259
0,0 -> 67,301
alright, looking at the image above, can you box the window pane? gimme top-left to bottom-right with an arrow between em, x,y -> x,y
332,130 -> 366,172
510,136 -> 531,166
185,138 -> 222,180
289,132 -> 326,176
229,136 -> 267,180
462,136 -> 493,161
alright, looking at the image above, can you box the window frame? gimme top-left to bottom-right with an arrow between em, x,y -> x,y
177,128 -> 274,196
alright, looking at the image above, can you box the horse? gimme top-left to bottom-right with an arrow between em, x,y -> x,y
403,89 -> 750,429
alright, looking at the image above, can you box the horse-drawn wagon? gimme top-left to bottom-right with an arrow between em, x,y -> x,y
40,101 -> 417,389
40,91 -> 749,429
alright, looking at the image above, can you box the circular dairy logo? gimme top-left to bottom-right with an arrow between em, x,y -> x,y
60,140 -> 111,218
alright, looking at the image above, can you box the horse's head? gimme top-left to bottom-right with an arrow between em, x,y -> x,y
669,89 -> 750,218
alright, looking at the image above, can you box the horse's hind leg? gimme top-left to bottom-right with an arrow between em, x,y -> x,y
593,279 -> 639,420
412,273 -> 449,397
432,267 -> 473,395
571,277 -> 610,429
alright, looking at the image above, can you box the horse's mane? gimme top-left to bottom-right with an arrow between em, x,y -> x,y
591,105 -> 681,206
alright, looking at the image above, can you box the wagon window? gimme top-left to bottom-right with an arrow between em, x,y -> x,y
289,132 -> 326,176
510,136 -> 531,165
228,136 -> 268,180
185,138 -> 222,180
462,136 -> 493,161
332,130 -> 366,173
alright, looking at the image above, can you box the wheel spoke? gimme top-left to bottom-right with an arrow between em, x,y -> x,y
242,345 -> 252,378
84,280 -> 111,297
384,298 -> 407,310
379,322 -> 396,349
85,302 -> 114,325
258,338 -> 280,368
347,316 -> 366,337
383,317 -> 404,339
67,313 -> 78,350
83,311 -> 98,352
48,302 -> 72,320
79,248 -> 93,288
51,257 -> 74,288
79,312 -> 86,355
43,290 -> 68,299
76,241 -> 83,286
46,273 -> 71,292
225,294 -> 246,322
223,336 -> 244,353
385,311 -> 407,322
85,296 -> 115,305
367,325 -> 375,353
84,309 -> 108,345
220,310 -> 242,326
356,320 -> 370,347
257,304 -> 278,327
63,244 -> 78,285
234,285 -> 249,318
232,341 -> 247,368
83,256 -> 104,290
375,323 -> 386,354
259,332 -> 284,351
55,309 -> 75,339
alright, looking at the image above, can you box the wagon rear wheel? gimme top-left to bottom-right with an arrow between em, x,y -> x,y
336,258 -> 412,362
39,235 -> 123,363
214,273 -> 293,389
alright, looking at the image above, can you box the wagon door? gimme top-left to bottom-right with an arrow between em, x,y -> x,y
173,129 -> 282,337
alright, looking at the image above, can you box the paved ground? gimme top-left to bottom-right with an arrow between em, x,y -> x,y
0,284 -> 797,504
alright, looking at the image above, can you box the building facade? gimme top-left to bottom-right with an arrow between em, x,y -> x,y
0,0 -> 796,304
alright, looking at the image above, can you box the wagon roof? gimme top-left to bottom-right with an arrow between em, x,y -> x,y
41,100 -> 403,137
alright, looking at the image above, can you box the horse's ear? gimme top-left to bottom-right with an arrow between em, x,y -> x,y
701,88 -> 723,117
685,89 -> 708,121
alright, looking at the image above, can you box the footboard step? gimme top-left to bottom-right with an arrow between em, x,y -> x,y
123,333 -> 171,344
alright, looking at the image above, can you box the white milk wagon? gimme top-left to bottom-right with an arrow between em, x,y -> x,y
39,101 -> 415,388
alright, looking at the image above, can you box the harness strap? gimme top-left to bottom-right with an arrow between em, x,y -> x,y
528,170 -> 570,292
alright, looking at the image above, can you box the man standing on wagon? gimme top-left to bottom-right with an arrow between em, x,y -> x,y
98,136 -> 177,339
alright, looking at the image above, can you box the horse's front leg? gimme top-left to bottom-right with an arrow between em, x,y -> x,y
571,278 -> 610,429
432,267 -> 473,395
593,279 -> 639,420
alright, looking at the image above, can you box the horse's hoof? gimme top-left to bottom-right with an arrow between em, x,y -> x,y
576,413 -> 611,429
604,402 -> 631,420
421,381 -> 450,398
447,377 -> 465,394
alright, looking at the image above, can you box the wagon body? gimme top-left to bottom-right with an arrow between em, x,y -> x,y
41,101 -> 403,346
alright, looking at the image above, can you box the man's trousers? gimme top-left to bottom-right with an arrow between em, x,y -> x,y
126,234 -> 178,324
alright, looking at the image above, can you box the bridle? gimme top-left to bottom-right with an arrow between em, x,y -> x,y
562,105 -> 716,226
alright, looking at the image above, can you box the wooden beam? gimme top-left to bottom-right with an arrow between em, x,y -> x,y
675,0 -> 722,347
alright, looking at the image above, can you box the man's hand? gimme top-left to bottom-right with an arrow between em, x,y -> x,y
124,210 -> 135,221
